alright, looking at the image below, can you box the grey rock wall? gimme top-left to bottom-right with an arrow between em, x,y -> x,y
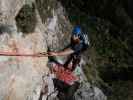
0,0 -> 107,100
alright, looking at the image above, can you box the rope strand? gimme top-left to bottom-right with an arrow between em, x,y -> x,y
0,51 -> 49,57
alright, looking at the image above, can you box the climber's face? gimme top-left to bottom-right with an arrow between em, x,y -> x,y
72,35 -> 80,44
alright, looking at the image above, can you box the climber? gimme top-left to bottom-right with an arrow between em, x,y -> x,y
47,25 -> 90,71
43,26 -> 89,100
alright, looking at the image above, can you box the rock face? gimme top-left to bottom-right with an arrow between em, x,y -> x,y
75,82 -> 107,100
0,0 -> 106,100
0,0 -> 71,100
0,0 -> 48,100
0,0 -> 25,25
0,23 -> 48,100
0,30 -> 48,100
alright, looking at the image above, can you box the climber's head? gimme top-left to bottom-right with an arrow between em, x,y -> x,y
71,26 -> 82,43
72,26 -> 82,37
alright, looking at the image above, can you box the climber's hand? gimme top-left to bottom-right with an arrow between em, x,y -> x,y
48,52 -> 58,56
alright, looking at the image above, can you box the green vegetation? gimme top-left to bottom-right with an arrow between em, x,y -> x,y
83,64 -> 97,82
108,81 -> 133,100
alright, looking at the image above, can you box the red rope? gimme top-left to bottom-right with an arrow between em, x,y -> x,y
0,51 -> 48,57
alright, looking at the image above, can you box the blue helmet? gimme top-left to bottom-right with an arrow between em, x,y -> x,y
72,26 -> 82,37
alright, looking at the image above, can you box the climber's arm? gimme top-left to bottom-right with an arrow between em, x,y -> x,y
48,48 -> 74,56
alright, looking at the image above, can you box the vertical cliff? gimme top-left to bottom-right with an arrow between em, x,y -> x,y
0,0 -> 107,100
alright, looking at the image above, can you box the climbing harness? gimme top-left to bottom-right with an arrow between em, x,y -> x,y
52,63 -> 79,85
